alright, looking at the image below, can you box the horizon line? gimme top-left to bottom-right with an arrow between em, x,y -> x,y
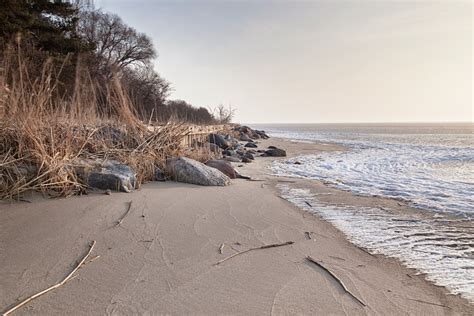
245,121 -> 474,125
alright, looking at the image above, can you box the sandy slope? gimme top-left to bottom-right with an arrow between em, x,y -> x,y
0,138 -> 472,315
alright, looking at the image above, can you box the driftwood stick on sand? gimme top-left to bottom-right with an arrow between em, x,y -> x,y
215,241 -> 294,265
407,298 -> 450,309
306,256 -> 366,307
304,201 -> 313,207
2,241 -> 97,316
115,201 -> 133,227
218,243 -> 225,254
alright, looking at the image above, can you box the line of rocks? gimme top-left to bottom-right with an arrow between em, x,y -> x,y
74,125 -> 287,192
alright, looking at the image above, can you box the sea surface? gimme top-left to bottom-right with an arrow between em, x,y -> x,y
251,123 -> 474,302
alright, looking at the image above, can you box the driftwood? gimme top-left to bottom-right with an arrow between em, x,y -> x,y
407,298 -> 450,309
306,256 -> 366,307
115,201 -> 133,227
215,241 -> 294,265
3,241 -> 97,316
304,201 -> 313,207
218,243 -> 225,254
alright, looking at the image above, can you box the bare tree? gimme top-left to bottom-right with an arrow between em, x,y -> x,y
78,9 -> 155,72
213,104 -> 235,124
122,66 -> 171,120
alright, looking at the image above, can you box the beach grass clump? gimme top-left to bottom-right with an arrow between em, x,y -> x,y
0,43 -> 189,199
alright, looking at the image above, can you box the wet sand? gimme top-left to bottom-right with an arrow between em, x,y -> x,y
0,137 -> 472,315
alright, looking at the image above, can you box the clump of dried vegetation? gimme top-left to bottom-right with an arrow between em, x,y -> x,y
0,43 -> 208,199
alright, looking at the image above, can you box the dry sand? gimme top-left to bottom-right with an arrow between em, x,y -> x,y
1,138 -> 472,315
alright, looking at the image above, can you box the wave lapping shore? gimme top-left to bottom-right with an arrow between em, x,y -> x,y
256,123 -> 474,303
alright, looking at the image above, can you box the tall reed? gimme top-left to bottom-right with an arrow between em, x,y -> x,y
0,43 -> 189,199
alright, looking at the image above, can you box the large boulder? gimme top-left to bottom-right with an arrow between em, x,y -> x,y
262,148 -> 287,157
205,160 -> 237,179
166,157 -> 230,186
75,160 -> 137,192
208,133 -> 230,149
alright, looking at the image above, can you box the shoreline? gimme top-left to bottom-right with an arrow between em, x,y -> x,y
1,137 -> 472,314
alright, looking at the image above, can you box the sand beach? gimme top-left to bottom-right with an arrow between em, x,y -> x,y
1,137 -> 472,315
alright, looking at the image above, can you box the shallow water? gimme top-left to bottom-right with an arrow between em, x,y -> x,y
252,123 -> 474,302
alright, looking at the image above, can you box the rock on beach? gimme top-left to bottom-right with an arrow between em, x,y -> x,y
167,157 -> 231,186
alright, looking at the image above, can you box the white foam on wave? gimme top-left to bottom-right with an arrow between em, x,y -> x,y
270,131 -> 474,218
277,184 -> 474,302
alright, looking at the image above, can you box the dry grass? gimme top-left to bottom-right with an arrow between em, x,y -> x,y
182,144 -> 220,164
0,43 -> 190,199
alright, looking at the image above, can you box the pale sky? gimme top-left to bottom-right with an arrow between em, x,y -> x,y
96,0 -> 473,124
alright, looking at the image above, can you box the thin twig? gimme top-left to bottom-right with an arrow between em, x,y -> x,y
304,201 -> 313,207
407,298 -> 450,309
218,243 -> 225,254
2,241 -> 97,316
306,256 -> 366,307
115,201 -> 133,227
215,241 -> 294,265
83,255 -> 100,266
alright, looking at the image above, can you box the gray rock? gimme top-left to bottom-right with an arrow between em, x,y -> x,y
255,130 -> 270,139
205,160 -> 237,179
222,149 -> 238,157
245,142 -> 258,148
263,148 -> 287,157
224,135 -> 239,147
155,167 -> 167,181
208,133 -> 230,149
166,157 -> 230,186
249,131 -> 260,139
76,160 -> 137,192
240,126 -> 252,134
236,148 -> 246,156
244,152 -> 255,160
241,157 -> 252,163
239,134 -> 252,142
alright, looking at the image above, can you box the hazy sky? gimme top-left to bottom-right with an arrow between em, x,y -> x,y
96,0 -> 472,123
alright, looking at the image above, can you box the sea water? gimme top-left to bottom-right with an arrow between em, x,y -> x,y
252,123 -> 474,302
